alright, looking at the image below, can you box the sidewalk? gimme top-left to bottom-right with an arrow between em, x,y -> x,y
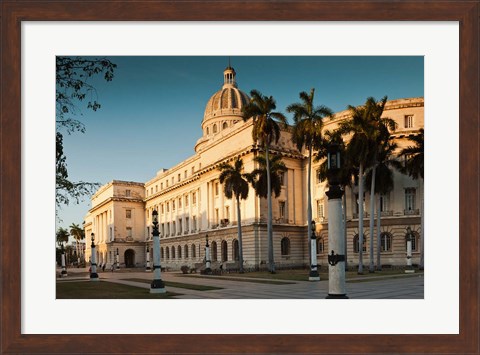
58,267 -> 424,299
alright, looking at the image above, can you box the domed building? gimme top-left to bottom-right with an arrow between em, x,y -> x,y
84,66 -> 424,273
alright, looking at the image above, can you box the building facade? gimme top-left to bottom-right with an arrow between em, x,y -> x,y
84,66 -> 424,271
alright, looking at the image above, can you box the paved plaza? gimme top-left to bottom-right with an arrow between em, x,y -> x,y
58,267 -> 424,299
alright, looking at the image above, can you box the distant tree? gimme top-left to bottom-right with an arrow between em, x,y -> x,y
56,227 -> 69,247
69,222 -> 85,263
218,157 -> 250,273
56,57 -> 117,214
242,90 -> 287,273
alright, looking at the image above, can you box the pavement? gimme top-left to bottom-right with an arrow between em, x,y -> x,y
58,267 -> 424,299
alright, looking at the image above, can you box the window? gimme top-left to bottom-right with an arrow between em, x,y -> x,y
172,221 -> 176,235
161,183 -> 163,190
192,216 -> 197,231
406,231 -> 419,252
161,247 -> 164,259
161,204 -> 164,214
404,115 -> 414,128
178,174 -> 181,182
225,206 -> 230,222
215,182 -> 219,196
213,124 -> 217,133
166,202 -> 169,213
281,237 -> 290,256
155,185 -> 158,192
172,200 -> 175,211
126,227 -> 132,238
317,200 -> 324,220
184,245 -> 189,258
110,227 -> 113,240
405,188 -> 416,213
380,193 -> 389,213
125,189 -> 131,197
279,201 -> 286,219
381,232 -> 393,252
166,247 -> 169,260
178,197 -> 182,208
206,127 -> 209,135
171,177 -> 174,185
178,219 -> 182,234
191,244 -> 196,258
353,234 -> 367,253
221,240 -> 228,262
166,180 -> 169,187
178,245 -> 182,259
222,122 -> 228,130
161,223 -> 165,237
316,237 -> 324,254
192,192 -> 197,204
166,223 -> 170,237
150,188 -> 153,194
171,246 -> 175,259
126,209 -> 132,219
215,209 -> 219,225
184,170 -> 187,178
279,172 -> 285,186
211,241 -> 217,261
185,195 -> 189,206
191,167 -> 195,175
185,217 -> 189,232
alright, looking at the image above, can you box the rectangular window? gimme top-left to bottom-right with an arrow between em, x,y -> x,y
225,206 -> 230,221
172,221 -> 176,235
126,227 -> 132,238
161,223 -> 165,237
178,174 -> 181,182
404,115 -> 414,128
215,182 -> 219,196
380,193 -> 389,213
185,217 -> 190,232
161,204 -> 164,214
279,201 -> 286,219
191,167 -> 195,174
185,195 -> 189,206
166,202 -> 170,213
150,187 -> 153,194
215,209 -> 219,224
193,192 -> 197,204
166,180 -> 168,187
172,200 -> 175,211
317,200 -> 324,219
125,189 -> 131,197
405,188 -> 416,212
161,183 -> 163,190
178,219 -> 182,234
184,170 -> 187,178
166,223 -> 170,237
178,197 -> 182,209
126,209 -> 132,219
193,216 -> 197,231
155,185 -> 158,192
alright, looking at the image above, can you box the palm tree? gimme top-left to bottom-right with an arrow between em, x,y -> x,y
337,96 -> 392,274
218,157 -> 250,273
56,227 -> 69,247
69,222 -> 85,263
365,139 -> 397,270
286,88 -> 333,261
247,153 -> 287,272
242,90 -> 287,273
397,128 -> 424,269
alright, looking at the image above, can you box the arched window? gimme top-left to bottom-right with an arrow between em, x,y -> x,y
281,237 -> 290,256
380,232 -> 393,252
221,240 -> 228,262
191,244 -> 196,258
213,124 -> 217,133
353,234 -> 367,253
171,246 -> 176,259
211,241 -> 218,261
232,239 -> 239,261
222,122 -> 228,130
178,245 -> 182,259
166,247 -> 170,260
405,231 -> 419,252
184,245 -> 189,258
161,247 -> 164,259
316,237 -> 324,254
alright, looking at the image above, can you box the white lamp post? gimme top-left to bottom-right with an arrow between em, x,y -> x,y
60,242 -> 68,277
145,245 -> 151,271
204,234 -> 212,274
150,210 -> 166,293
309,220 -> 320,281
90,233 -> 99,281
405,226 -> 415,273
325,142 -> 348,299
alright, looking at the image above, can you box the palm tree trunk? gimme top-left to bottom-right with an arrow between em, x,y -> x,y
358,163 -> 364,274
368,165 -> 376,273
376,193 -> 382,271
265,144 -> 275,273
236,195 -> 244,273
343,188 -> 348,271
307,143 -> 313,262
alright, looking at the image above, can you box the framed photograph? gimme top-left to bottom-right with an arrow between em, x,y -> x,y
1,1 -> 478,354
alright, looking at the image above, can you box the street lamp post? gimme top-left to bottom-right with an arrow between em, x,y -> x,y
90,233 -> 99,281
60,242 -> 68,277
309,220 -> 320,281
116,248 -> 120,269
325,142 -> 348,299
150,210 -> 166,293
405,227 -> 415,273
204,235 -> 212,274
145,245 -> 151,272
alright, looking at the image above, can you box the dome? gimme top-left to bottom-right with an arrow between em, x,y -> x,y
202,67 -> 250,125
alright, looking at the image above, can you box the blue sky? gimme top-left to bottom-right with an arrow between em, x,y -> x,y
57,56 -> 423,234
